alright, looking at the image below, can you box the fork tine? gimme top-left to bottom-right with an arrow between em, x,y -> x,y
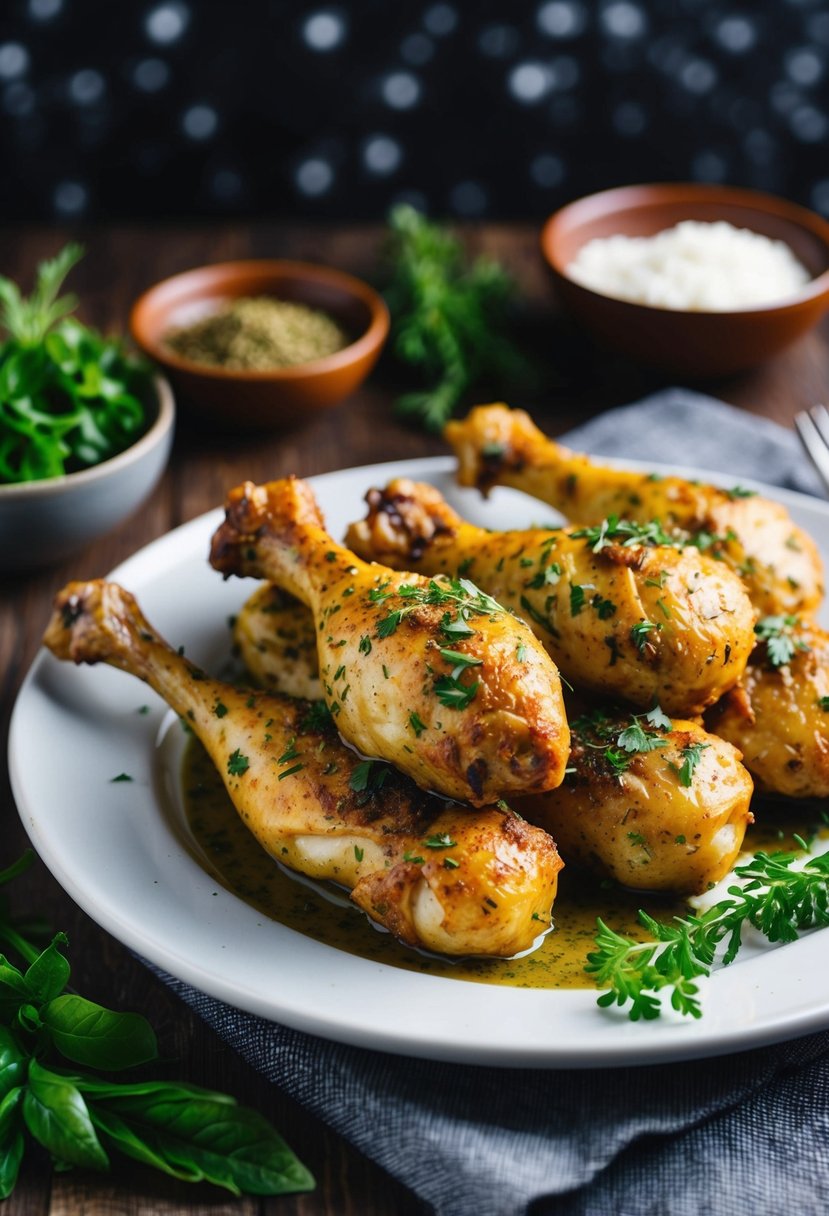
795,410 -> 829,494
808,403 -> 829,448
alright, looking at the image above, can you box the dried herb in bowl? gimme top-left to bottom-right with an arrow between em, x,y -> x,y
164,297 -> 348,371
0,244 -> 151,485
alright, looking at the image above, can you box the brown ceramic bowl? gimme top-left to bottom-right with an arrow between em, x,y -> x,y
130,259 -> 389,428
541,183 -> 829,377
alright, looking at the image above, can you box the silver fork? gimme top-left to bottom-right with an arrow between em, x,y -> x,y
795,404 -> 829,494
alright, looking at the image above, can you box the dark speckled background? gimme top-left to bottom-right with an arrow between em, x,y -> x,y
0,0 -> 827,223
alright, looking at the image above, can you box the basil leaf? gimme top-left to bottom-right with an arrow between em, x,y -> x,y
23,1061 -> 108,1171
0,1089 -> 24,1200
0,1028 -> 25,1100
23,935 -> 70,1004
73,1076 -> 234,1103
40,995 -> 157,1070
90,1088 -> 313,1195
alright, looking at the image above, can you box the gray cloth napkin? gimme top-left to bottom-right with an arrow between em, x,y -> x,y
157,388 -> 829,1216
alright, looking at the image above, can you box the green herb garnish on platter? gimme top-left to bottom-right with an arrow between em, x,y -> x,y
0,244 -> 150,484
586,844 -> 829,1021
0,851 -> 313,1199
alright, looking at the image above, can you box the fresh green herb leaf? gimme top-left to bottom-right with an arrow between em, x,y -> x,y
754,614 -> 808,668
630,619 -> 660,652
227,750 -> 249,777
385,205 -> 528,431
670,742 -> 710,787
586,847 -> 829,1021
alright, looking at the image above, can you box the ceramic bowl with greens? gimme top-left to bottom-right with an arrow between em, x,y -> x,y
0,245 -> 175,572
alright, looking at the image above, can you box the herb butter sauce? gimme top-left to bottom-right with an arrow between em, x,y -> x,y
182,737 -> 811,990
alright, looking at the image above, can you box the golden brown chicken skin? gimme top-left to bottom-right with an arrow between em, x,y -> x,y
516,706 -> 754,895
43,580 -> 563,958
707,618 -> 829,799
234,584 -> 323,701
346,478 -> 755,717
445,403 -> 824,618
209,476 -> 570,807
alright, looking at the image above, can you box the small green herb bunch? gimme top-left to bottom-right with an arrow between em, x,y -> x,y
586,843 -> 829,1021
0,852 -> 313,1198
384,205 -> 529,431
0,244 -> 150,484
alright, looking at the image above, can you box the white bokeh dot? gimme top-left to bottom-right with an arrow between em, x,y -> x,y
449,180 -> 487,216
382,71 -> 421,109
363,134 -> 402,175
692,151 -> 728,182
145,3 -> 189,45
28,0 -> 62,20
296,158 -> 334,196
715,16 -> 756,54
401,33 -> 433,66
182,104 -> 218,140
537,2 -> 586,39
302,11 -> 345,52
791,104 -> 828,142
54,180 -> 88,216
680,58 -> 717,94
478,24 -> 519,58
0,43 -> 30,81
612,100 -> 647,136
530,152 -> 565,187
509,61 -> 552,103
133,58 -> 169,92
69,69 -> 105,106
601,3 -> 646,40
423,4 -> 457,37
786,48 -> 824,87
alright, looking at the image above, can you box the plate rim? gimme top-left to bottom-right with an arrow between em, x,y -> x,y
9,453 -> 829,1069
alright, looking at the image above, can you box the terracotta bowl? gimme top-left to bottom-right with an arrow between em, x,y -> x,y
129,259 -> 389,429
541,183 -> 829,377
0,374 -> 174,573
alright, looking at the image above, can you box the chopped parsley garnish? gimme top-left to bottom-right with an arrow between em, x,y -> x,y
573,706 -> 671,778
725,485 -> 757,500
569,584 -> 586,616
354,845 -> 364,862
423,833 -> 457,849
754,615 -> 808,668
374,576 -> 503,640
277,737 -> 299,765
630,619 -> 660,652
349,760 -> 391,794
819,696 -> 829,712
526,561 -> 562,590
227,749 -> 250,776
277,763 -> 304,781
358,634 -> 372,655
669,742 -> 710,788
110,773 -> 133,783
301,701 -> 333,732
409,711 -> 427,736
213,701 -> 228,718
571,516 -> 677,553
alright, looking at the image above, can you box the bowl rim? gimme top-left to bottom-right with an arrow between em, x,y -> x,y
129,258 -> 391,381
540,182 -> 829,316
0,372 -> 175,500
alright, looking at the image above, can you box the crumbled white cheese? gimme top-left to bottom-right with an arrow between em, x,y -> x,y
566,219 -> 811,311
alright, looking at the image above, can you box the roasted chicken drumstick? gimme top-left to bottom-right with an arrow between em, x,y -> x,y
345,478 -> 755,717
445,404 -> 823,617
210,476 -> 570,806
517,706 -> 753,895
707,617 -> 829,799
44,580 -> 563,958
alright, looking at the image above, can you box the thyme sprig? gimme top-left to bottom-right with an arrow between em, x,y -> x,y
586,846 -> 829,1021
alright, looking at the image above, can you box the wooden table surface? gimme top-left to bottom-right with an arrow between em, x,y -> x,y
2,222 -> 828,1215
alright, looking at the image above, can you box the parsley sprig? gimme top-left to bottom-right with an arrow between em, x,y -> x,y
375,576 -> 502,640
0,852 -> 313,1198
571,516 -> 678,553
586,846 -> 829,1020
754,614 -> 809,668
572,706 -> 671,778
0,245 -> 150,484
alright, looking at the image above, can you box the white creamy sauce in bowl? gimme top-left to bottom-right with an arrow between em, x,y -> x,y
567,220 -> 811,311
